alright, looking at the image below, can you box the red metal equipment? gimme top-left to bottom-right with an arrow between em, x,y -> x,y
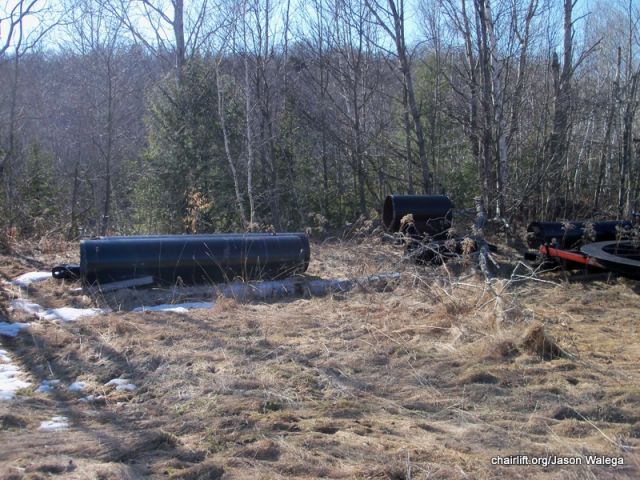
538,245 -> 598,267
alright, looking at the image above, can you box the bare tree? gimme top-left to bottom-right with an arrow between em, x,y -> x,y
616,0 -> 640,217
438,0 -> 543,219
104,0 -> 215,84
0,0 -> 58,177
546,0 -> 575,214
0,0 -> 40,59
366,0 -> 431,194
215,60 -> 249,227
67,0 -> 128,234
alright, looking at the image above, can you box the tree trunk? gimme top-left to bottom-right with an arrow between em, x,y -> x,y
101,59 -> 114,236
479,0 -> 507,217
68,160 -> 81,240
173,0 -> 185,84
244,58 -> 256,227
392,6 -> 429,193
547,0 -> 574,214
402,84 -> 415,194
619,72 -> 639,218
216,66 -> 248,228
476,0 -> 496,216
366,0 -> 430,193
0,51 -> 20,181
459,0 -> 487,208
595,47 -> 621,213
242,0 -> 256,226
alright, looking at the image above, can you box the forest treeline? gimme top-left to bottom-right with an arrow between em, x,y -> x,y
1,0 -> 639,238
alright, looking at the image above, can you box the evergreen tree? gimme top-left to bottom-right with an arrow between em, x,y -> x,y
134,59 -> 241,233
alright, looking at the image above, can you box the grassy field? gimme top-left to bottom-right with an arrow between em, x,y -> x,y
0,235 -> 639,479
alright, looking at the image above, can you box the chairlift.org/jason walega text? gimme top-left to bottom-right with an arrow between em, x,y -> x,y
491,455 -> 625,467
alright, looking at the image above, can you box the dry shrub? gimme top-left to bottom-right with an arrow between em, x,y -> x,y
520,323 -> 565,360
430,298 -> 472,322
0,414 -> 29,430
211,296 -> 238,313
246,222 -> 276,233
37,235 -> 69,254
304,213 -> 329,237
0,227 -> 18,254
0,289 -> 11,321
108,317 -> 139,335
461,236 -> 476,257
344,214 -> 378,239
400,213 -> 414,229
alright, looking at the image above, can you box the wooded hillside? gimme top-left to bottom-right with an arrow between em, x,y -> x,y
1,0 -> 638,237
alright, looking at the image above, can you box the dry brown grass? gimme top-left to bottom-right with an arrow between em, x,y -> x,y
520,323 -> 566,360
0,236 -> 639,478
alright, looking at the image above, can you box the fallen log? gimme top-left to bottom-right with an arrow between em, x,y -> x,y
88,272 -> 402,307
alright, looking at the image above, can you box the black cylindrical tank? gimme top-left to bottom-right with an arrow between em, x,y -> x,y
527,221 -> 632,249
96,232 -> 300,240
80,233 -> 310,286
382,195 -> 453,237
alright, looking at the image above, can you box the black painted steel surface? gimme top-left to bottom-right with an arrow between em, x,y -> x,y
52,264 -> 81,280
382,195 -> 453,237
581,240 -> 640,279
526,221 -> 632,249
80,233 -> 310,286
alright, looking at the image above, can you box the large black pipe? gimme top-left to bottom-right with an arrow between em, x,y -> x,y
96,232 -> 303,240
382,195 -> 453,237
527,221 -> 632,249
80,233 -> 310,287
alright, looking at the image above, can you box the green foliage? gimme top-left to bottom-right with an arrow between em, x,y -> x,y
133,59 -> 242,234
440,156 -> 478,207
16,143 -> 61,236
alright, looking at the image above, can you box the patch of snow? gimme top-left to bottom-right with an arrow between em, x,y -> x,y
10,300 -> 42,316
10,271 -> 52,288
35,379 -> 61,393
10,299 -> 110,322
68,381 -> 86,392
105,378 -> 137,391
42,307 -> 108,322
38,416 -> 69,431
132,301 -> 213,313
0,348 -> 31,400
0,322 -> 29,337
